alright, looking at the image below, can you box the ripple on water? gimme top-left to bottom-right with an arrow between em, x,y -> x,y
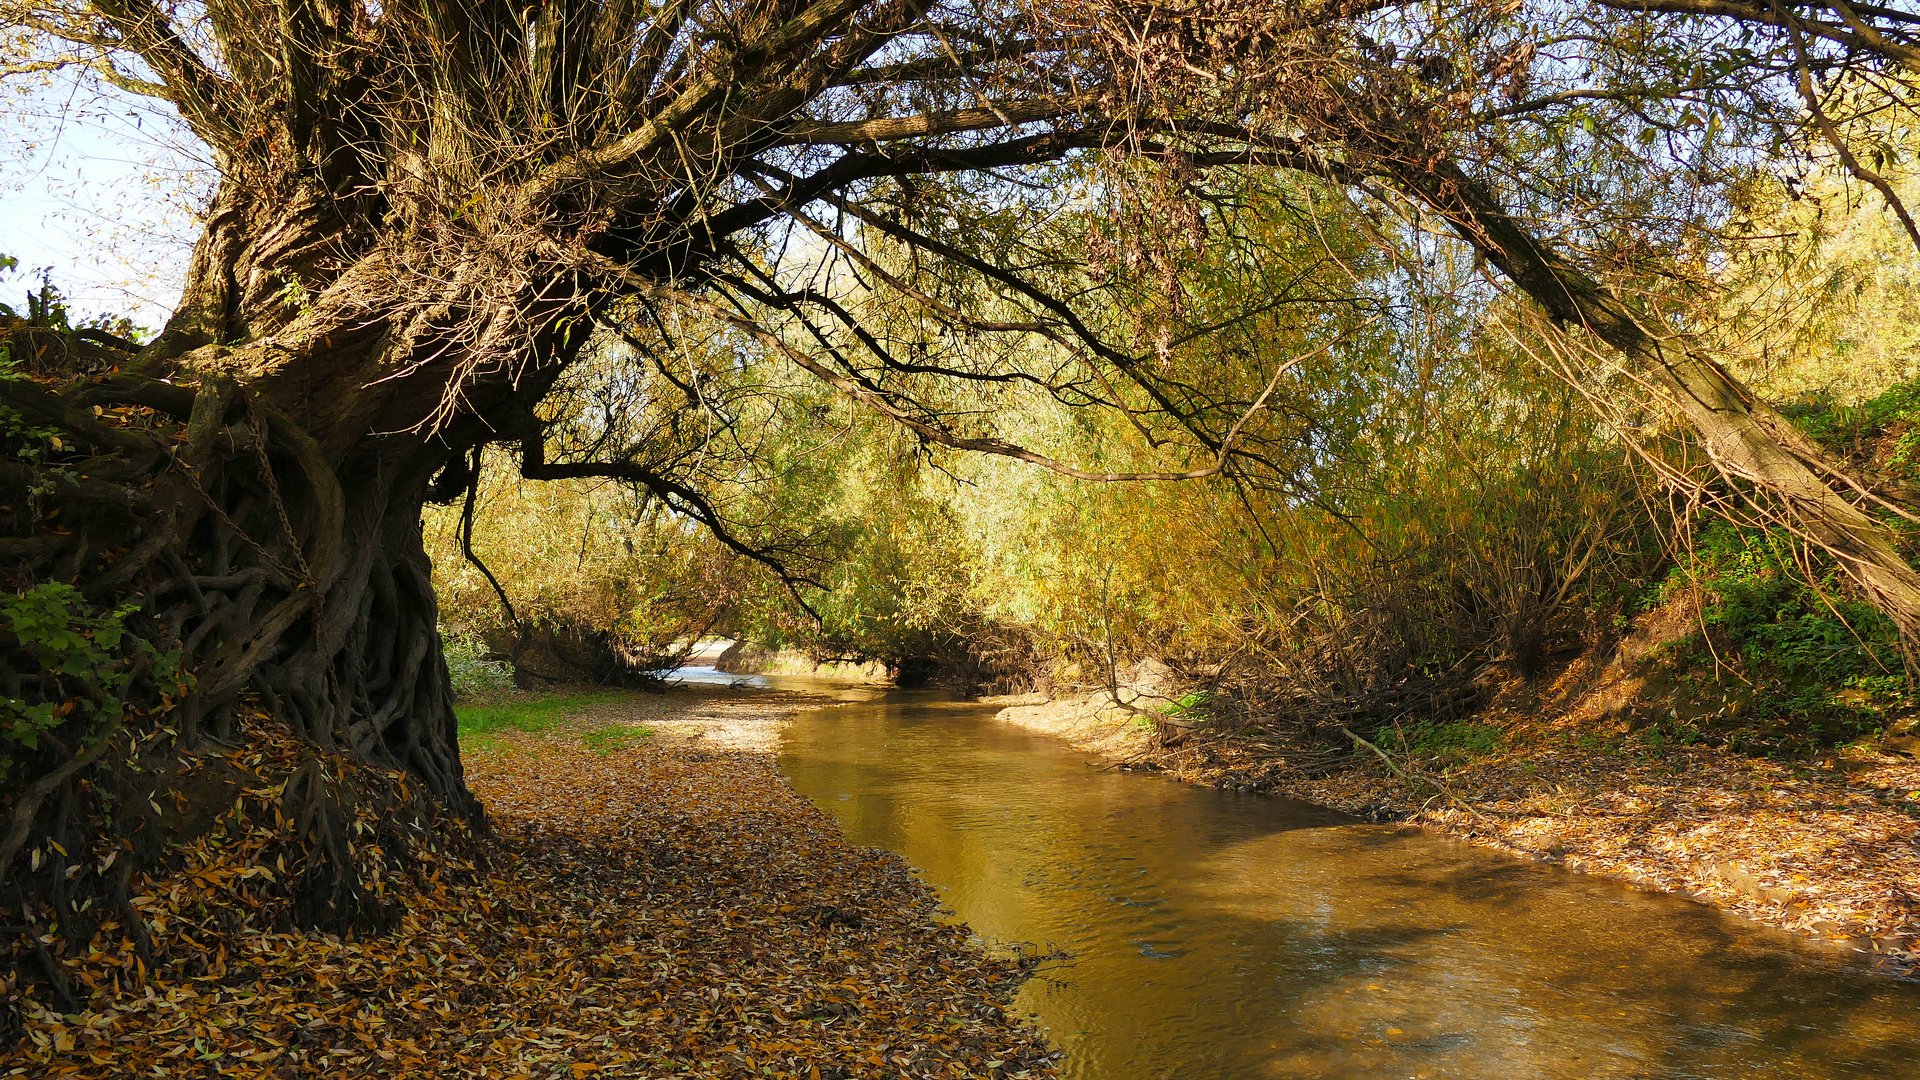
778,696 -> 1920,1080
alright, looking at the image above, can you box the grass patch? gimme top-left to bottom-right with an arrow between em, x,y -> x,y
580,724 -> 653,755
1379,718 -> 1503,764
1160,691 -> 1210,719
456,691 -> 627,754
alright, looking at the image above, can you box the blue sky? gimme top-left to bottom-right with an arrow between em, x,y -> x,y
1,73 -> 209,329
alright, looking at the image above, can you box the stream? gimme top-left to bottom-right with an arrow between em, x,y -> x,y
772,691 -> 1920,1079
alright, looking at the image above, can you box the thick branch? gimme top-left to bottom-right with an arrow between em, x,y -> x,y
87,0 -> 242,151
778,98 -> 1079,145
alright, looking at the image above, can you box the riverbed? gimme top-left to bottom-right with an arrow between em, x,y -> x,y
776,691 -> 1920,1080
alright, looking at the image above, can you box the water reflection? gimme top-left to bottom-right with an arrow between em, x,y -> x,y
776,696 -> 1920,1079
652,664 -> 768,688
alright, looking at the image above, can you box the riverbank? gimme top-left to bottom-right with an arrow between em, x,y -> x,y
3,685 -> 1055,1078
991,678 -> 1920,975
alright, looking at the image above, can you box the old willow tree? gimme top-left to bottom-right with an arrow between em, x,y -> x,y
5,0 -> 1920,928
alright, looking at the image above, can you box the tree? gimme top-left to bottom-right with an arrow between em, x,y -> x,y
6,0 -> 1920,929
3,0 -> 1298,933
1053,0 -> 1920,645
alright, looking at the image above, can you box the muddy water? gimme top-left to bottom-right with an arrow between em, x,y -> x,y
775,694 -> 1920,1079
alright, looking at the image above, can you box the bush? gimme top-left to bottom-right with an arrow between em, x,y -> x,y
442,631 -> 513,701
1780,380 -> 1920,482
1,583 -> 187,777
1682,523 -> 1902,684
1661,521 -> 1911,748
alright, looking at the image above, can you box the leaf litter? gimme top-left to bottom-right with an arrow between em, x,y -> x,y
3,686 -> 1058,1078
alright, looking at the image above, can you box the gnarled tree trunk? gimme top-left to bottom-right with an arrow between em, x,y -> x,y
2,0 -> 1065,957
1,188 -> 576,943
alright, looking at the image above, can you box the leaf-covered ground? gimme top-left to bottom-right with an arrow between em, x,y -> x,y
3,686 -> 1056,1077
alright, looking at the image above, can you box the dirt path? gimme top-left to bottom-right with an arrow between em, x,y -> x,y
3,687 -> 1056,1078
992,689 -> 1920,975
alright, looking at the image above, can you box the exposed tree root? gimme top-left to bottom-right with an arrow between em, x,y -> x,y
2,318 -> 478,1010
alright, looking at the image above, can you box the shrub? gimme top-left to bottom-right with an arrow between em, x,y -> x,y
442,631 -> 513,701
1661,521 -> 1911,749
1,583 -> 187,777
1681,523 -> 1902,684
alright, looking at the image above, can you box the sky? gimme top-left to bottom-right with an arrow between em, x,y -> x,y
0,72 -> 209,329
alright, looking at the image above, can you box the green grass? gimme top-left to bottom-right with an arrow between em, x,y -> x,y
579,724 -> 653,754
1160,691 -> 1210,719
455,691 -> 627,754
1379,718 -> 1503,763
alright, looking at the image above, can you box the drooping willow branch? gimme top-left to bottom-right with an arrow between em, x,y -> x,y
456,445 -> 524,645
514,424 -> 825,614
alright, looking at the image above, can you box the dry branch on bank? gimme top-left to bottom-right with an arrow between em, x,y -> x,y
2,689 -> 1054,1078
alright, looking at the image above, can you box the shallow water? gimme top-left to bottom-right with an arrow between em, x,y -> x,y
656,663 -> 770,688
776,694 -> 1920,1079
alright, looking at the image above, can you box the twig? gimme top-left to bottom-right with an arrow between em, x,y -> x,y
1337,724 -> 1495,825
